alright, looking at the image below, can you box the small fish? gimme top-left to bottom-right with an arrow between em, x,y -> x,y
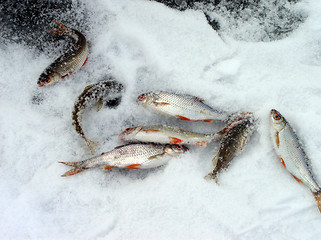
60,143 -> 188,177
119,125 -> 222,147
72,78 -> 124,154
205,117 -> 256,183
270,109 -> 321,212
38,20 -> 89,87
136,91 -> 229,122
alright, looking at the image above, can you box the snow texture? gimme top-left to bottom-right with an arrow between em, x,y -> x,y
1,0 -> 321,239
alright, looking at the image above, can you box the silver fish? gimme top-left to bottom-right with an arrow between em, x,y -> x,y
119,125 -> 222,147
72,78 -> 124,154
38,20 -> 89,87
205,117 -> 256,183
136,91 -> 229,122
59,143 -> 188,177
270,109 -> 321,212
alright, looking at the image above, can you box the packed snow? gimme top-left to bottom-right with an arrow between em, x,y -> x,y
1,0 -> 321,239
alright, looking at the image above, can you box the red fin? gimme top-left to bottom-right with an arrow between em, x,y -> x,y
177,115 -> 191,121
280,157 -> 286,168
59,161 -> 87,177
275,132 -> 280,148
313,191 -> 321,213
169,137 -> 183,143
155,102 -> 170,106
196,141 -> 207,147
144,129 -> 160,133
82,57 -> 88,67
61,168 -> 85,177
104,166 -> 115,170
203,119 -> 214,123
126,164 -> 141,169
292,175 -> 302,183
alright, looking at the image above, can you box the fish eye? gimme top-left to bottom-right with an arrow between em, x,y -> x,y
138,94 -> 145,101
175,145 -> 183,150
273,114 -> 281,120
125,128 -> 133,132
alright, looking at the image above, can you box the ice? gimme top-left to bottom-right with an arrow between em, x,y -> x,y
1,0 -> 321,239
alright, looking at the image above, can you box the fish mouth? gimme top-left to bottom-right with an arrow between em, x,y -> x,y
38,82 -> 45,87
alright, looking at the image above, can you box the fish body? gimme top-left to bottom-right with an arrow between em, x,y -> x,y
206,117 -> 256,182
60,143 -> 188,177
119,125 -> 222,147
137,91 -> 229,122
72,78 -> 124,154
38,20 -> 89,87
270,109 -> 321,212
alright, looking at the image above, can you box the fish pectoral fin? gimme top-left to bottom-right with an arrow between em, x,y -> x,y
125,164 -> 141,169
176,115 -> 191,121
280,157 -> 286,168
291,174 -> 302,183
148,152 -> 166,160
144,129 -> 160,133
275,132 -> 280,148
169,137 -> 183,144
97,99 -> 103,112
154,102 -> 170,106
202,119 -> 214,123
104,166 -> 115,170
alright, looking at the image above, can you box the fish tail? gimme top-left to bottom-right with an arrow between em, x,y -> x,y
208,132 -> 223,142
59,161 -> 88,177
48,20 -> 73,35
204,172 -> 219,184
313,191 -> 321,213
86,139 -> 100,155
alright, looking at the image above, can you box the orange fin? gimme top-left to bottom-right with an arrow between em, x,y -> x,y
169,137 -> 183,143
202,119 -> 214,123
48,20 -> 69,35
144,129 -> 160,133
104,166 -> 115,170
155,102 -> 169,106
275,132 -> 280,148
82,57 -> 88,67
126,164 -> 141,169
280,157 -> 286,168
196,141 -> 207,147
177,115 -> 191,121
292,175 -> 302,183
313,191 -> 321,213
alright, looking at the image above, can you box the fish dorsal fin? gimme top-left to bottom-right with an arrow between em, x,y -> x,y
114,145 -> 126,149
97,99 -> 103,112
84,84 -> 94,91
148,152 -> 165,160
193,96 -> 204,102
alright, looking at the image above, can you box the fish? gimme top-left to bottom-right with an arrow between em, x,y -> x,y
38,20 -> 89,87
119,125 -> 223,147
59,143 -> 188,177
270,109 -> 321,212
136,91 -> 229,122
72,78 -> 124,154
205,117 -> 256,183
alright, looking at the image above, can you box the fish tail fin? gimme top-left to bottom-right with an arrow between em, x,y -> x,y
48,20 -> 73,35
313,191 -> 321,213
59,161 -> 87,177
204,172 -> 219,184
86,139 -> 100,155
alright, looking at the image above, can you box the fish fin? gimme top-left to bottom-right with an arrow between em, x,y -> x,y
154,102 -> 170,106
97,99 -> 103,112
48,20 -> 71,35
194,96 -> 204,102
143,129 -> 160,133
114,144 -> 128,149
84,84 -> 94,91
176,115 -> 191,121
148,152 -> 165,160
196,141 -> 207,147
209,133 -> 223,142
104,166 -> 115,170
59,161 -> 87,177
204,172 -> 219,184
169,137 -> 183,144
291,174 -> 302,183
82,57 -> 88,67
202,119 -> 214,123
313,191 -> 321,213
275,132 -> 280,148
280,157 -> 286,168
126,164 -> 141,169
86,139 -> 99,155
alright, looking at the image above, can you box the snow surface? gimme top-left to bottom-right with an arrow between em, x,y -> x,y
1,0 -> 321,239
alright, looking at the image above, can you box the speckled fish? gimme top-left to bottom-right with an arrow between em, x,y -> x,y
205,117 -> 256,183
59,143 -> 188,177
119,125 -> 222,147
38,20 -> 88,87
72,78 -> 124,154
270,109 -> 321,212
136,91 -> 229,122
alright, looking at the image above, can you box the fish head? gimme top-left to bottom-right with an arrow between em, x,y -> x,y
136,92 -> 155,105
164,144 -> 188,156
270,109 -> 286,132
119,126 -> 143,141
38,69 -> 61,87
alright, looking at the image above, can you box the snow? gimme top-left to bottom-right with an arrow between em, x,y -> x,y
1,0 -> 321,239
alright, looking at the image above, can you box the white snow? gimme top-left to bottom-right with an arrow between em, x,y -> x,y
1,0 -> 321,239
